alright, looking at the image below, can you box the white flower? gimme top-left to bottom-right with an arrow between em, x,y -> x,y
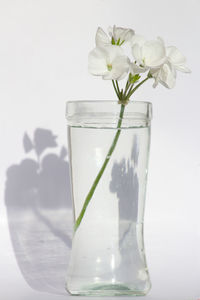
88,45 -> 130,80
166,46 -> 191,73
151,63 -> 176,89
89,25 -> 191,90
132,36 -> 166,69
95,26 -> 134,47
130,62 -> 147,74
108,25 -> 135,45
151,44 -> 191,88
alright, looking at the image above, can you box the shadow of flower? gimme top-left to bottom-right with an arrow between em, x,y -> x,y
5,128 -> 72,295
109,136 -> 144,281
109,136 -> 139,222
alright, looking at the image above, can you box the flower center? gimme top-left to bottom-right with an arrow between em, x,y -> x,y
107,64 -> 112,71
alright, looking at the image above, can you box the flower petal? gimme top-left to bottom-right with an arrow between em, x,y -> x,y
107,26 -> 113,38
105,45 -> 124,63
95,27 -> 110,47
130,62 -> 148,74
175,65 -> 191,73
111,55 -> 130,80
142,39 -> 166,67
152,63 -> 176,89
88,47 -> 108,75
132,44 -> 143,65
167,46 -> 191,73
160,64 -> 176,88
113,26 -> 135,43
131,35 -> 146,47
167,46 -> 186,65
103,55 -> 130,80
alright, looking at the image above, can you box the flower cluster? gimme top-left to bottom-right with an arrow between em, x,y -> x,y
88,25 -> 190,103
73,26 -> 191,233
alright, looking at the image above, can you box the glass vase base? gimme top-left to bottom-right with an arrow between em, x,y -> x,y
66,283 -> 151,296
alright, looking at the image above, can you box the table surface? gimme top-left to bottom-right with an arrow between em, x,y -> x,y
1,201 -> 199,300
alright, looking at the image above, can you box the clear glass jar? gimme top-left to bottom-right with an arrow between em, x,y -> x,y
65,100 -> 152,296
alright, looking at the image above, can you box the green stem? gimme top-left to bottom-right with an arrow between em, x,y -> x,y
126,76 -> 149,100
74,75 -> 150,232
124,81 -> 132,100
74,104 -> 125,232
112,80 -> 120,99
115,80 -> 121,98
123,80 -> 130,94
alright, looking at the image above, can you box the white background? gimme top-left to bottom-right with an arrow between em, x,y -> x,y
0,0 -> 199,299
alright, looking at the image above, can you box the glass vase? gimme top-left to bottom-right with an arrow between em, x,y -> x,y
65,100 -> 152,296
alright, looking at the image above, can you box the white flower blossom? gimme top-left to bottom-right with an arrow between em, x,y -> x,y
88,45 -> 130,80
151,44 -> 191,88
108,25 -> 135,45
95,26 -> 134,47
89,25 -> 191,90
166,46 -> 191,73
132,36 -> 166,70
151,63 -> 176,89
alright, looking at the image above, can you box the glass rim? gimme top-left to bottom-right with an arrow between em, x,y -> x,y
66,100 -> 152,128
66,100 -> 152,105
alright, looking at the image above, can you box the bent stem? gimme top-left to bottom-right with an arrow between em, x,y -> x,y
74,76 -> 150,232
74,104 -> 125,232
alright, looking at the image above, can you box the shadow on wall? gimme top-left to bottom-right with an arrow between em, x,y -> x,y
4,128 -> 72,295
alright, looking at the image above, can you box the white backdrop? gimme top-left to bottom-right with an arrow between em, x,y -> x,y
0,0 -> 199,299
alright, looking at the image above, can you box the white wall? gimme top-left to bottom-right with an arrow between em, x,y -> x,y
0,0 -> 199,299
